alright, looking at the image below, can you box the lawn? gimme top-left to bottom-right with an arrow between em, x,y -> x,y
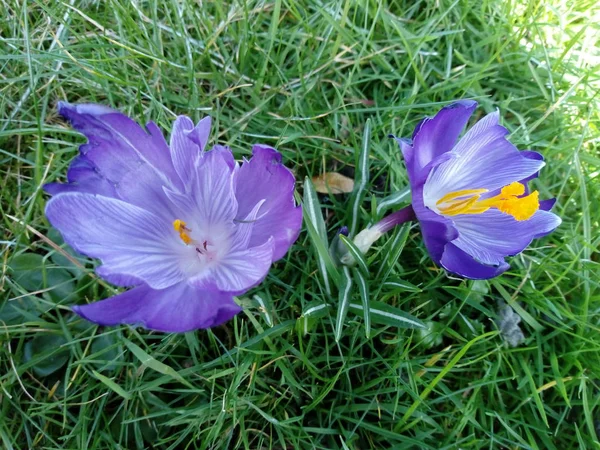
1,0 -> 599,448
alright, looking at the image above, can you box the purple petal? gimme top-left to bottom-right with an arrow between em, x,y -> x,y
48,102 -> 179,216
170,116 -> 211,185
420,218 -> 459,264
232,199 -> 266,250
45,192 -> 184,290
450,209 -> 562,265
73,282 -> 241,332
235,145 -> 302,261
192,148 -> 238,225
392,136 -> 415,175
165,147 -> 239,226
539,198 -> 556,212
520,151 -> 544,185
44,154 -> 118,197
411,100 -> 477,172
411,186 -> 458,263
210,144 -> 237,170
95,268 -> 142,287
440,242 -> 510,280
424,112 -> 545,202
191,238 -> 274,294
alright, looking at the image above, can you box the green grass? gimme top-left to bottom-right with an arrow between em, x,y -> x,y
1,0 -> 599,448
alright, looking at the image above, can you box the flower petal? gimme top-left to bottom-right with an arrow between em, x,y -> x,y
192,238 -> 274,294
411,186 -> 458,263
232,199 -> 266,251
450,209 -> 562,265
47,102 -> 179,216
539,198 -> 556,212
235,145 -> 302,261
72,282 -> 241,332
45,192 -> 183,289
191,147 -> 238,226
520,150 -> 544,185
44,154 -> 118,197
412,100 -> 477,172
440,242 -> 510,280
170,116 -> 211,185
424,112 -> 545,204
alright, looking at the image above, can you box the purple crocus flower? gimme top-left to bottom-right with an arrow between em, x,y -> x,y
388,100 -> 561,279
45,103 -> 302,332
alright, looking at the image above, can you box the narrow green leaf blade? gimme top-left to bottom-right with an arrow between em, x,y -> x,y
124,340 -> 192,388
349,119 -> 371,236
349,300 -> 425,329
335,267 -> 353,342
353,269 -> 371,338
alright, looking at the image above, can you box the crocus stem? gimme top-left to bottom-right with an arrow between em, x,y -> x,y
340,204 -> 415,266
373,205 -> 416,234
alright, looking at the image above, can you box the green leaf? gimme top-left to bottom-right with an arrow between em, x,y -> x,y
349,119 -> 371,236
303,177 -> 340,292
91,333 -> 123,373
297,302 -> 330,335
334,267 -> 353,342
376,225 -> 410,281
91,370 -> 131,400
338,234 -> 369,275
348,300 -> 425,329
124,340 -> 193,388
376,186 -> 411,216
9,252 -> 77,305
0,297 -> 38,325
23,334 -> 69,377
353,269 -> 371,338
382,279 -> 422,293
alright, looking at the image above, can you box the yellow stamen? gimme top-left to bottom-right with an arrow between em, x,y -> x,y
173,219 -> 192,244
435,188 -> 488,206
436,181 -> 539,221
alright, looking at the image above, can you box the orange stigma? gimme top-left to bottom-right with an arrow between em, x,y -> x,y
436,182 -> 539,221
173,219 -> 192,244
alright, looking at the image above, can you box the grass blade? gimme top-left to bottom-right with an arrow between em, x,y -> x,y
349,119 -> 371,237
338,234 -> 369,275
353,269 -> 371,338
303,176 -> 340,293
335,267 -> 353,342
349,300 -> 425,329
124,340 -> 192,388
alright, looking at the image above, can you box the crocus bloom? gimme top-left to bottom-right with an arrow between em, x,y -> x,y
388,100 -> 561,279
45,103 -> 302,332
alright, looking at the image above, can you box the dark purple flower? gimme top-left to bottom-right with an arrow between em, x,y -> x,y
45,103 -> 302,332
390,100 -> 561,279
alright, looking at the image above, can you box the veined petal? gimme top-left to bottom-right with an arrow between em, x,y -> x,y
440,243 -> 510,280
192,238 -> 274,294
235,145 -> 302,261
46,193 -> 183,290
170,116 -> 211,186
95,268 -> 142,287
72,282 -> 241,332
411,186 -> 459,264
232,199 -> 266,251
49,102 -> 180,216
191,148 -> 238,226
424,122 -> 545,205
451,209 -> 562,266
412,100 -> 477,171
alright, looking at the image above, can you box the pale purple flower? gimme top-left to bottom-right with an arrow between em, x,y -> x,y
45,103 -> 302,332
390,100 -> 561,279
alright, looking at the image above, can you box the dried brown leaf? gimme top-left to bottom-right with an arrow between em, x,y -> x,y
312,172 -> 354,194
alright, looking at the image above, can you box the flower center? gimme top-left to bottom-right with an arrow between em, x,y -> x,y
436,182 -> 539,221
173,219 -> 220,260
